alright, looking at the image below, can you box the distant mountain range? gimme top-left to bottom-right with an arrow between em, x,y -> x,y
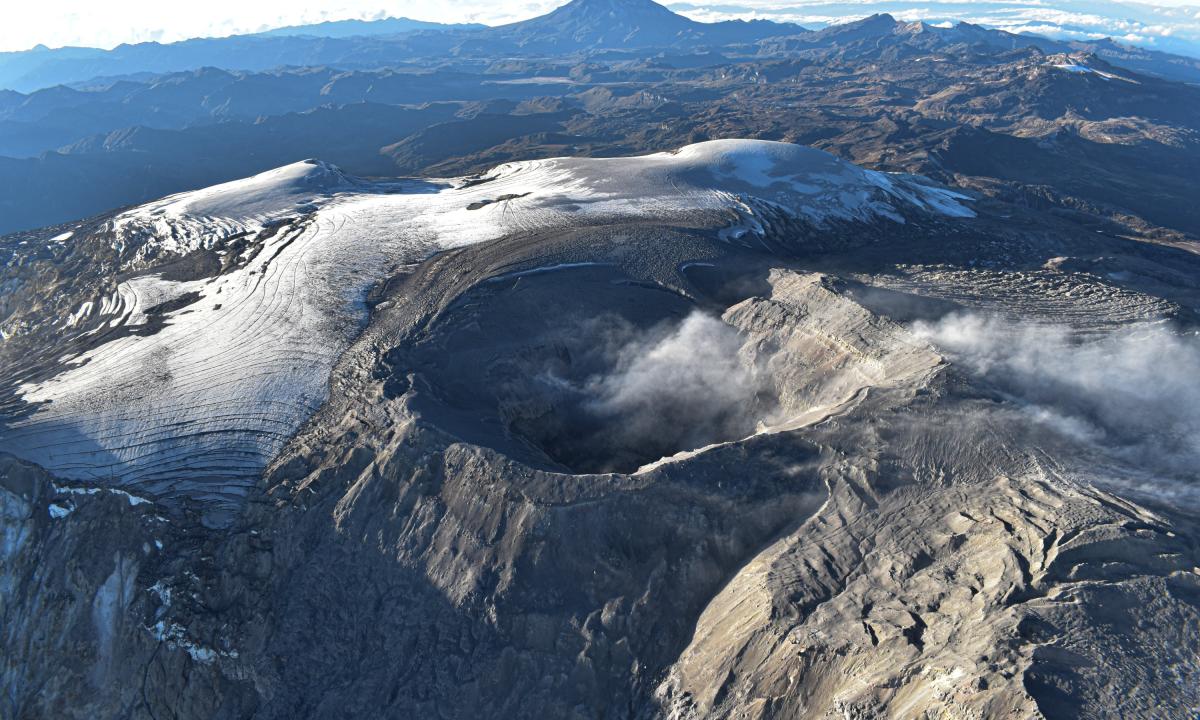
667,0 -> 1200,61
4,0 -> 1200,94
0,33 -> 462,94
3,0 -> 1200,237
0,0 -> 802,93
252,17 -> 487,39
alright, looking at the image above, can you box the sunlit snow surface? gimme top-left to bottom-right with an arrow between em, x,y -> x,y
1049,62 -> 1137,83
2,141 -> 973,513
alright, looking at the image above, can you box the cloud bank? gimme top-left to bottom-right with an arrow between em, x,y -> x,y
584,311 -> 768,460
912,313 -> 1200,487
515,311 -> 772,474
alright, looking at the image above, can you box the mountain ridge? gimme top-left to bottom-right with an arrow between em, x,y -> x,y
3,3 -> 1199,94
0,0 -> 802,92
253,16 -> 487,39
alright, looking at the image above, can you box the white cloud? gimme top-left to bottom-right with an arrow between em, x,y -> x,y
912,313 -> 1200,482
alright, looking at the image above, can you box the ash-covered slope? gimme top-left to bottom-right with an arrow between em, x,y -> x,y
3,140 -> 1199,719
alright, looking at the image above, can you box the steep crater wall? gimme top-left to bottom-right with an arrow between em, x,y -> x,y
395,264 -> 942,475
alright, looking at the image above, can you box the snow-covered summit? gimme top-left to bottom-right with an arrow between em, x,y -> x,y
144,159 -> 356,218
111,159 -> 366,264
470,139 -> 973,232
1045,54 -> 1137,83
106,139 -> 972,267
3,141 -> 974,519
484,0 -> 797,51
597,139 -> 974,221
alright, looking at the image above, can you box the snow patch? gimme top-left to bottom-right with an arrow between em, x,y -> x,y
149,618 -> 238,664
1050,62 -> 1138,83
65,301 -> 93,328
148,579 -> 172,616
55,484 -> 153,506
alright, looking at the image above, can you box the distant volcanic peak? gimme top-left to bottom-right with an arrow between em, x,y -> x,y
846,13 -> 900,31
551,0 -> 684,20
509,0 -> 699,40
865,12 -> 899,24
492,0 -> 796,50
803,13 -> 899,43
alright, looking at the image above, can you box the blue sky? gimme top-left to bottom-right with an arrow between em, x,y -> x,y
5,0 -> 1200,56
